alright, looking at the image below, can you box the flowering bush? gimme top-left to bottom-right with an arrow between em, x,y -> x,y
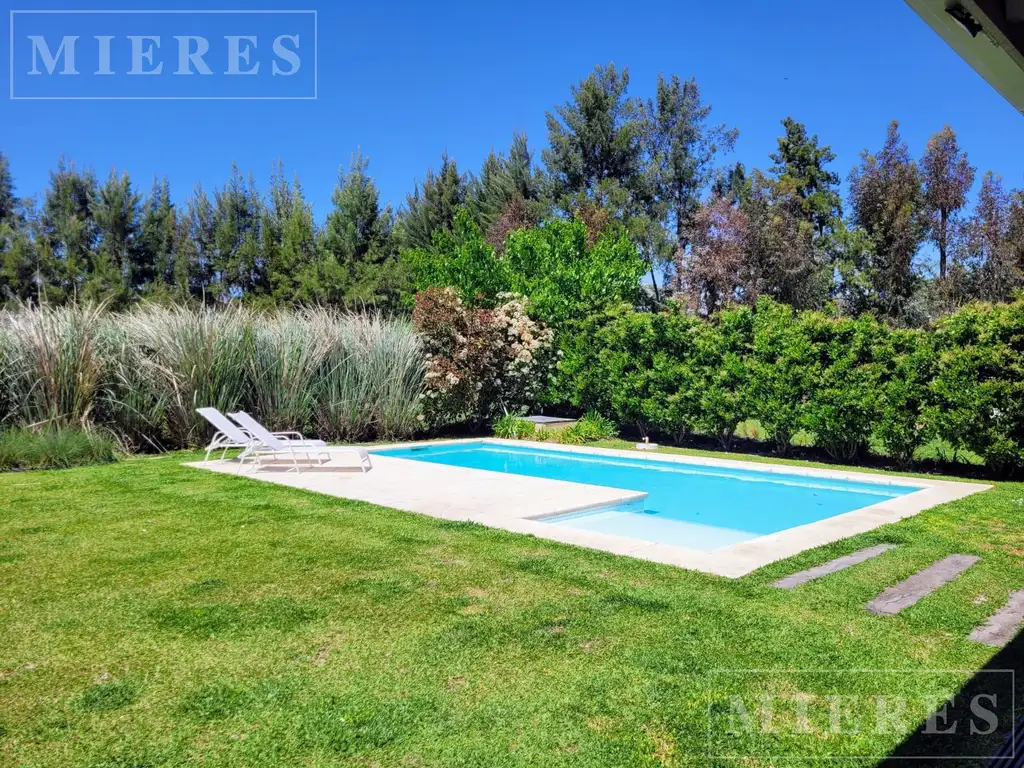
412,287 -> 555,428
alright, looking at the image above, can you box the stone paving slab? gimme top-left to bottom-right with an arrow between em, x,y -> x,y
969,589 -> 1024,647
771,544 -> 898,589
866,554 -> 980,615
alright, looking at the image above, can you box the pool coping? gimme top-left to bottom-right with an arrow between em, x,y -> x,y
367,439 -> 990,577
188,438 -> 990,578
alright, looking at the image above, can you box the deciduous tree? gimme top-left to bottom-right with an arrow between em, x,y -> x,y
642,75 -> 736,298
921,125 -> 974,281
679,195 -> 749,316
848,121 -> 925,320
742,171 -> 829,309
967,173 -> 1020,302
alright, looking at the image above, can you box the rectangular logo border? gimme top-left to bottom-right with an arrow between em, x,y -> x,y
9,8 -> 318,100
700,668 -> 1016,761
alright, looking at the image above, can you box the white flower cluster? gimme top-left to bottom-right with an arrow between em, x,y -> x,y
493,293 -> 555,402
417,288 -> 556,426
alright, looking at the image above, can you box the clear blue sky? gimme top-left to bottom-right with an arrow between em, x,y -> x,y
1,0 -> 1021,221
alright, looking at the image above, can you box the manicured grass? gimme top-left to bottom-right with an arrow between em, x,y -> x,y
1,448 -> 1022,765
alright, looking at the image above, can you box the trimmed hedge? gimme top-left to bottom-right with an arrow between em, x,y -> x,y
560,297 -> 1024,472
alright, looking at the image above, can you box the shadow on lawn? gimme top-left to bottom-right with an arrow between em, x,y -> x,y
881,627 -> 1023,766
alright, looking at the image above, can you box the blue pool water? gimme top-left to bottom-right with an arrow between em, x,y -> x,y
372,442 -> 923,551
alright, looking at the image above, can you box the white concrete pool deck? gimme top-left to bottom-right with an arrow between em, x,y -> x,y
187,439 -> 990,578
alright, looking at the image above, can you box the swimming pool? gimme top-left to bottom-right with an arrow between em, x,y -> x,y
372,442 -> 925,552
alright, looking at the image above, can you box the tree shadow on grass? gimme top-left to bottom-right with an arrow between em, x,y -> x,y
881,627 -> 1023,766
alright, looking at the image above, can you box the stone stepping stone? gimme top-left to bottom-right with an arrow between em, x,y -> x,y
867,554 -> 979,616
771,544 -> 898,589
969,589 -> 1024,647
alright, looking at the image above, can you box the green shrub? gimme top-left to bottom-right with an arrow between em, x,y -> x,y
873,328 -> 935,465
558,297 -> 1024,473
798,312 -> 885,461
927,302 -> 1024,469
556,412 -> 618,445
747,298 -> 814,453
0,427 -> 117,472
492,413 -> 535,440
413,287 -> 554,429
690,306 -> 753,449
559,305 -> 702,441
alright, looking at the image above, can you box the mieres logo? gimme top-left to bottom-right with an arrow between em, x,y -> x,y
703,669 -> 1016,761
9,10 -> 317,99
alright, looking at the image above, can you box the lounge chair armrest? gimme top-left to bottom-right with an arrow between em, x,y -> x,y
209,431 -> 233,447
273,431 -> 306,440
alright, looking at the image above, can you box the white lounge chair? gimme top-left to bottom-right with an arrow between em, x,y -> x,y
197,407 -> 256,463
196,407 -> 326,464
228,411 -> 373,473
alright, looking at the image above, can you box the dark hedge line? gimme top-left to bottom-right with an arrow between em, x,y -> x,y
559,297 -> 1024,472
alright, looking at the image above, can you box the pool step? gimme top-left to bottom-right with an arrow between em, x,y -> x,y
969,589 -> 1024,647
771,544 -> 898,589
866,555 -> 979,616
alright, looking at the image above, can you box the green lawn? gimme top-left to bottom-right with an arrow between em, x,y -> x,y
1,447 -> 1022,766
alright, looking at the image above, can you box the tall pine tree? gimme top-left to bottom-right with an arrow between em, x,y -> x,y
319,151 -> 400,305
39,158 -> 98,303
90,169 -> 141,304
543,63 -> 644,209
399,153 -> 466,251
768,117 -> 842,237
0,153 -> 37,305
472,133 -> 547,246
137,177 -> 175,296
213,165 -> 263,300
261,162 -> 318,304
